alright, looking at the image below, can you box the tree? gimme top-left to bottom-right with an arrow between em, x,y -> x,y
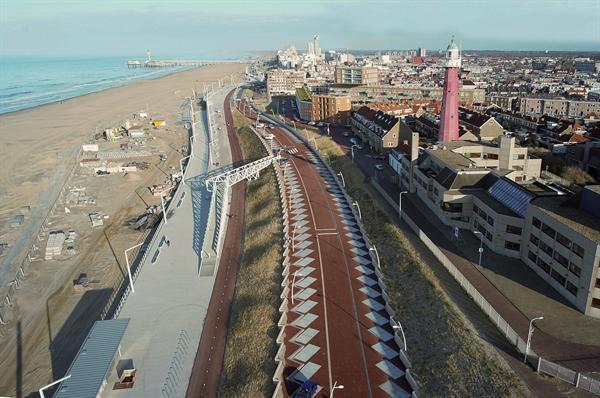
561,166 -> 596,186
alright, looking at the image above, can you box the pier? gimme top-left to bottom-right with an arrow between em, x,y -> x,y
127,59 -> 243,69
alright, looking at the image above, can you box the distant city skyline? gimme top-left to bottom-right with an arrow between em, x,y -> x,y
1,0 -> 599,56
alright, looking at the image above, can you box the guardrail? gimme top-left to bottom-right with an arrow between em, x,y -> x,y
249,103 -> 417,396
1,147 -> 81,328
370,180 -> 600,396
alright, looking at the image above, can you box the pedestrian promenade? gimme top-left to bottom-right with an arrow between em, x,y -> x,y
103,86 -> 234,398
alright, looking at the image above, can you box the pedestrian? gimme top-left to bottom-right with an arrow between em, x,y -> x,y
166,239 -> 171,247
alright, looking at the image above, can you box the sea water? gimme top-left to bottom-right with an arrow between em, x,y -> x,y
0,55 -> 200,114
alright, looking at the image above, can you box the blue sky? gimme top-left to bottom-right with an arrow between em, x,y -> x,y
1,0 -> 599,56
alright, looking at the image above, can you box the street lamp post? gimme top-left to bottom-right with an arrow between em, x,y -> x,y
291,271 -> 304,305
524,316 -> 544,364
393,324 -> 408,352
179,155 -> 191,179
330,381 -> 344,398
398,191 -> 408,218
474,231 -> 484,267
353,201 -> 362,220
351,144 -> 358,162
369,245 -> 381,269
156,187 -> 172,224
337,172 -> 345,188
291,223 -> 298,252
124,242 -> 144,293
289,187 -> 296,212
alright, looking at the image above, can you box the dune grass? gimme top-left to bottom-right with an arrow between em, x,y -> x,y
219,113 -> 282,397
298,127 -> 529,397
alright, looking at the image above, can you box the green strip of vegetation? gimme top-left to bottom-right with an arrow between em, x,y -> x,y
219,112 -> 282,397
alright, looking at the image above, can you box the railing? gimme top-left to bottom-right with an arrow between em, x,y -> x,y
234,91 -> 289,398
104,97 -> 197,321
256,103 -> 417,395
370,180 -> 600,396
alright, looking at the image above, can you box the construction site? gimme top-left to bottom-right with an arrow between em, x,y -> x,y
0,63 -> 248,396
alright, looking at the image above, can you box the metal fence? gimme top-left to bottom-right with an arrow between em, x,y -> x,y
103,97 -> 198,321
0,148 -> 81,328
370,180 -> 600,396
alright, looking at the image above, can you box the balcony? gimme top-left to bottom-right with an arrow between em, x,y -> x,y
441,202 -> 464,213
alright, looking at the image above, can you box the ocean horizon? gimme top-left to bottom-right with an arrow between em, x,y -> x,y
0,54 -> 245,114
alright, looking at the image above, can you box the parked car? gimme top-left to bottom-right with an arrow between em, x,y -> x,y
294,380 -> 318,398
308,121 -> 316,126
343,131 -> 349,137
350,138 -> 358,145
375,164 -> 384,171
317,122 -> 325,127
356,144 -> 364,150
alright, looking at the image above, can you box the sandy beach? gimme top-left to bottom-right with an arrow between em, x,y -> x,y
0,62 -> 247,396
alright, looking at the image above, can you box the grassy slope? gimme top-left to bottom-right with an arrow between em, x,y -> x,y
219,111 -> 282,397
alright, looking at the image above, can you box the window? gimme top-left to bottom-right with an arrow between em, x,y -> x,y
506,225 -> 522,235
569,263 -> 582,278
530,234 -> 539,246
505,241 -> 520,251
476,222 -> 486,234
566,281 -> 578,296
572,243 -> 584,258
553,251 -> 569,269
434,187 -> 439,196
488,153 -> 499,160
536,257 -> 551,273
473,204 -> 479,214
556,232 -> 572,249
532,217 -> 541,229
487,215 -> 494,226
528,250 -> 537,263
485,231 -> 493,241
541,224 -> 556,239
479,209 -> 488,219
539,240 -> 553,257
551,269 -> 566,286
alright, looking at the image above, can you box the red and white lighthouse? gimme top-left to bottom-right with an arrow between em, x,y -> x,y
438,39 -> 461,142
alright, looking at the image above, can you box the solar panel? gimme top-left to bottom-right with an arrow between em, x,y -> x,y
488,179 -> 533,217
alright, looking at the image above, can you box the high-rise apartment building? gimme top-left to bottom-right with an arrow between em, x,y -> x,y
307,34 -> 321,58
